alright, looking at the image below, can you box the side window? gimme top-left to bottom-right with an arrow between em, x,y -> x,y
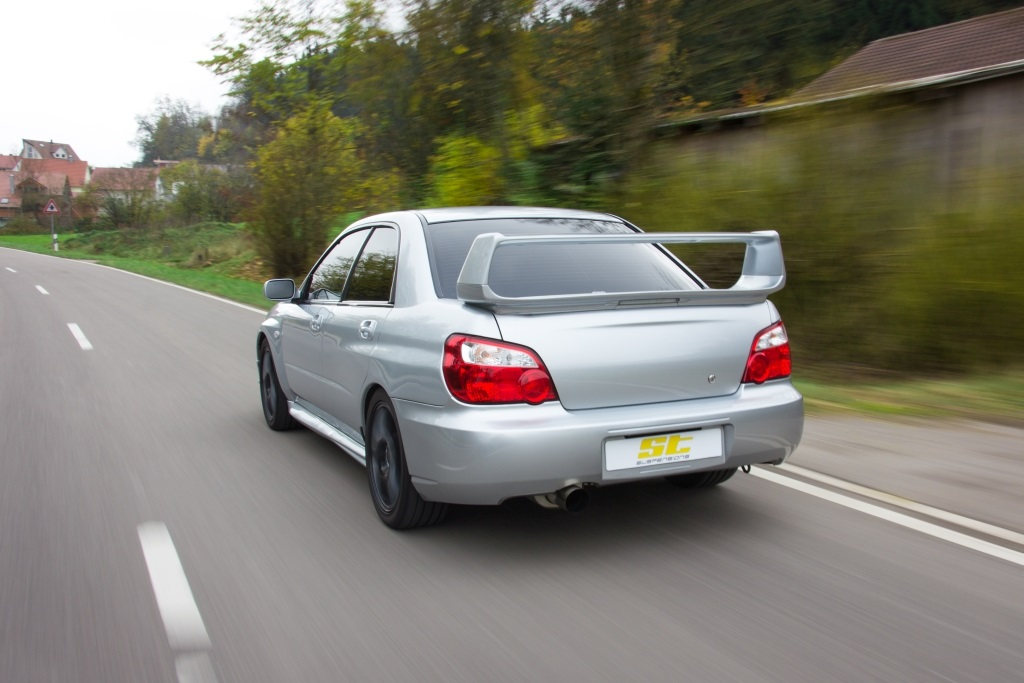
307,230 -> 370,301
345,227 -> 398,303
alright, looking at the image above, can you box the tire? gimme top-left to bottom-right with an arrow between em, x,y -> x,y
666,467 -> 738,489
366,391 -> 448,529
259,341 -> 297,431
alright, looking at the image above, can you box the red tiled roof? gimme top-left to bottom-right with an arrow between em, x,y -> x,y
22,139 -> 81,162
89,167 -> 159,192
0,155 -> 18,170
16,171 -> 70,194
18,158 -> 89,188
795,6 -> 1024,100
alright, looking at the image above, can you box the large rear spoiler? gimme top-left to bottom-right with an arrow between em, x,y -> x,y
456,231 -> 786,313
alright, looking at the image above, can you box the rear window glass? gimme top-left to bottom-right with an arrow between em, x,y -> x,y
425,218 -> 699,299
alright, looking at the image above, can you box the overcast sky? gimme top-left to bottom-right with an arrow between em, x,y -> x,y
3,0 -> 259,167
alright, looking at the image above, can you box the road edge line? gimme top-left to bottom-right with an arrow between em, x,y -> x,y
751,467 -> 1024,568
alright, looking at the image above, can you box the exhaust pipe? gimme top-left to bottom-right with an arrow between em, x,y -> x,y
550,485 -> 589,512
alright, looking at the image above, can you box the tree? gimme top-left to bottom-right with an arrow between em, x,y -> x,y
202,0 -> 337,125
249,100 -> 399,276
203,1 -> 414,176
426,134 -> 504,205
94,169 -> 159,229
525,0 -> 681,200
405,0 -> 535,135
135,98 -> 213,165
159,160 -> 249,223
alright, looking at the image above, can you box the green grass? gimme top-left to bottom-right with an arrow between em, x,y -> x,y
3,229 -> 1022,424
795,371 -> 1024,425
0,231 -> 269,309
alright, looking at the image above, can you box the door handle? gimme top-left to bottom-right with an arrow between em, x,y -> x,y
359,320 -> 377,340
310,311 -> 324,333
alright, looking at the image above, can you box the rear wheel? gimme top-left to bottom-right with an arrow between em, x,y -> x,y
666,467 -> 737,489
366,392 -> 448,529
259,342 -> 297,430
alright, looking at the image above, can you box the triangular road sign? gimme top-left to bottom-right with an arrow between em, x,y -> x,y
43,199 -> 60,214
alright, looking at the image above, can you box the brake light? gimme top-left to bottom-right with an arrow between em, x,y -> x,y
742,322 -> 792,384
443,335 -> 558,405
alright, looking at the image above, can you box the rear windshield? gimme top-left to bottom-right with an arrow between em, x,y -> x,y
425,218 -> 700,299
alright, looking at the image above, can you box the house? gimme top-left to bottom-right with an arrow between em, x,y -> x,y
652,6 -> 1024,192
89,167 -> 160,199
0,136 -> 188,226
0,142 -> 90,226
1,156 -> 20,223
21,139 -> 80,162
791,8 -> 1024,102
15,157 -> 91,195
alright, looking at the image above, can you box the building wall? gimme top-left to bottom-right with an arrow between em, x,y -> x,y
646,72 -> 1024,200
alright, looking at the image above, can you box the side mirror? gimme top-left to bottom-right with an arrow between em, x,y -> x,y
264,278 -> 296,301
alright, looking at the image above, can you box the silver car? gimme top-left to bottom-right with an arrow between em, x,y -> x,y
258,207 -> 803,528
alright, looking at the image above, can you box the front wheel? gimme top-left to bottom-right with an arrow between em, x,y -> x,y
665,467 -> 737,489
366,392 -> 448,529
259,342 -> 297,431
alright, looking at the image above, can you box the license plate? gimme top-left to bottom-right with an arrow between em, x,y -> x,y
605,427 -> 723,471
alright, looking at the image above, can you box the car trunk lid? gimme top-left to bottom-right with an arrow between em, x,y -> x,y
494,303 -> 770,410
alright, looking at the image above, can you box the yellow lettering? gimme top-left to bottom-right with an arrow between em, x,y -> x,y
638,436 -> 666,459
638,434 -> 693,460
665,435 -> 693,456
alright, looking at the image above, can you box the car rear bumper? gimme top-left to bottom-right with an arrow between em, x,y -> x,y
394,381 -> 803,505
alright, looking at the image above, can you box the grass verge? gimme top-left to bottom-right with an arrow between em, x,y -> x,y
0,232 -> 268,309
795,371 -> 1024,425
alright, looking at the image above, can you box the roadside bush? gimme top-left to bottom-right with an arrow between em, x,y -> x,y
1,215 -> 46,235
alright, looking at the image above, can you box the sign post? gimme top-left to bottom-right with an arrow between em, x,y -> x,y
43,199 -> 60,252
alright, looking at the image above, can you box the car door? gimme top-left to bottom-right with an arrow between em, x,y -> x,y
318,226 -> 399,439
279,228 -> 372,411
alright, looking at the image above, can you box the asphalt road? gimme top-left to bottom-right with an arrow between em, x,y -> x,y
2,247 -> 1023,683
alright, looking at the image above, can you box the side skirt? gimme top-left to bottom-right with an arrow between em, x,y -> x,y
288,401 -> 367,467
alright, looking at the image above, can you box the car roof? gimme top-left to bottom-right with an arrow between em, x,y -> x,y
414,206 -> 622,225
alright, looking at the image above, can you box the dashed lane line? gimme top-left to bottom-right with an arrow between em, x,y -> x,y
138,522 -> 219,683
137,522 -> 211,649
66,323 -> 93,351
5,267 -> 16,273
36,285 -> 49,295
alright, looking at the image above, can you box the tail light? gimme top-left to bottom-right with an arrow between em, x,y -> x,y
443,335 -> 558,405
742,322 -> 792,384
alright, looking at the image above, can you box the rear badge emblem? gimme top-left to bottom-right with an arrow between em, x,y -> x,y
708,374 -> 716,384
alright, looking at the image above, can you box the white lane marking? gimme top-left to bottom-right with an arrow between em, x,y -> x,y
779,463 -> 1024,547
137,522 -> 213,652
5,267 -> 15,273
36,285 -> 50,295
751,467 -> 1024,567
176,652 -> 219,683
67,323 -> 93,350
